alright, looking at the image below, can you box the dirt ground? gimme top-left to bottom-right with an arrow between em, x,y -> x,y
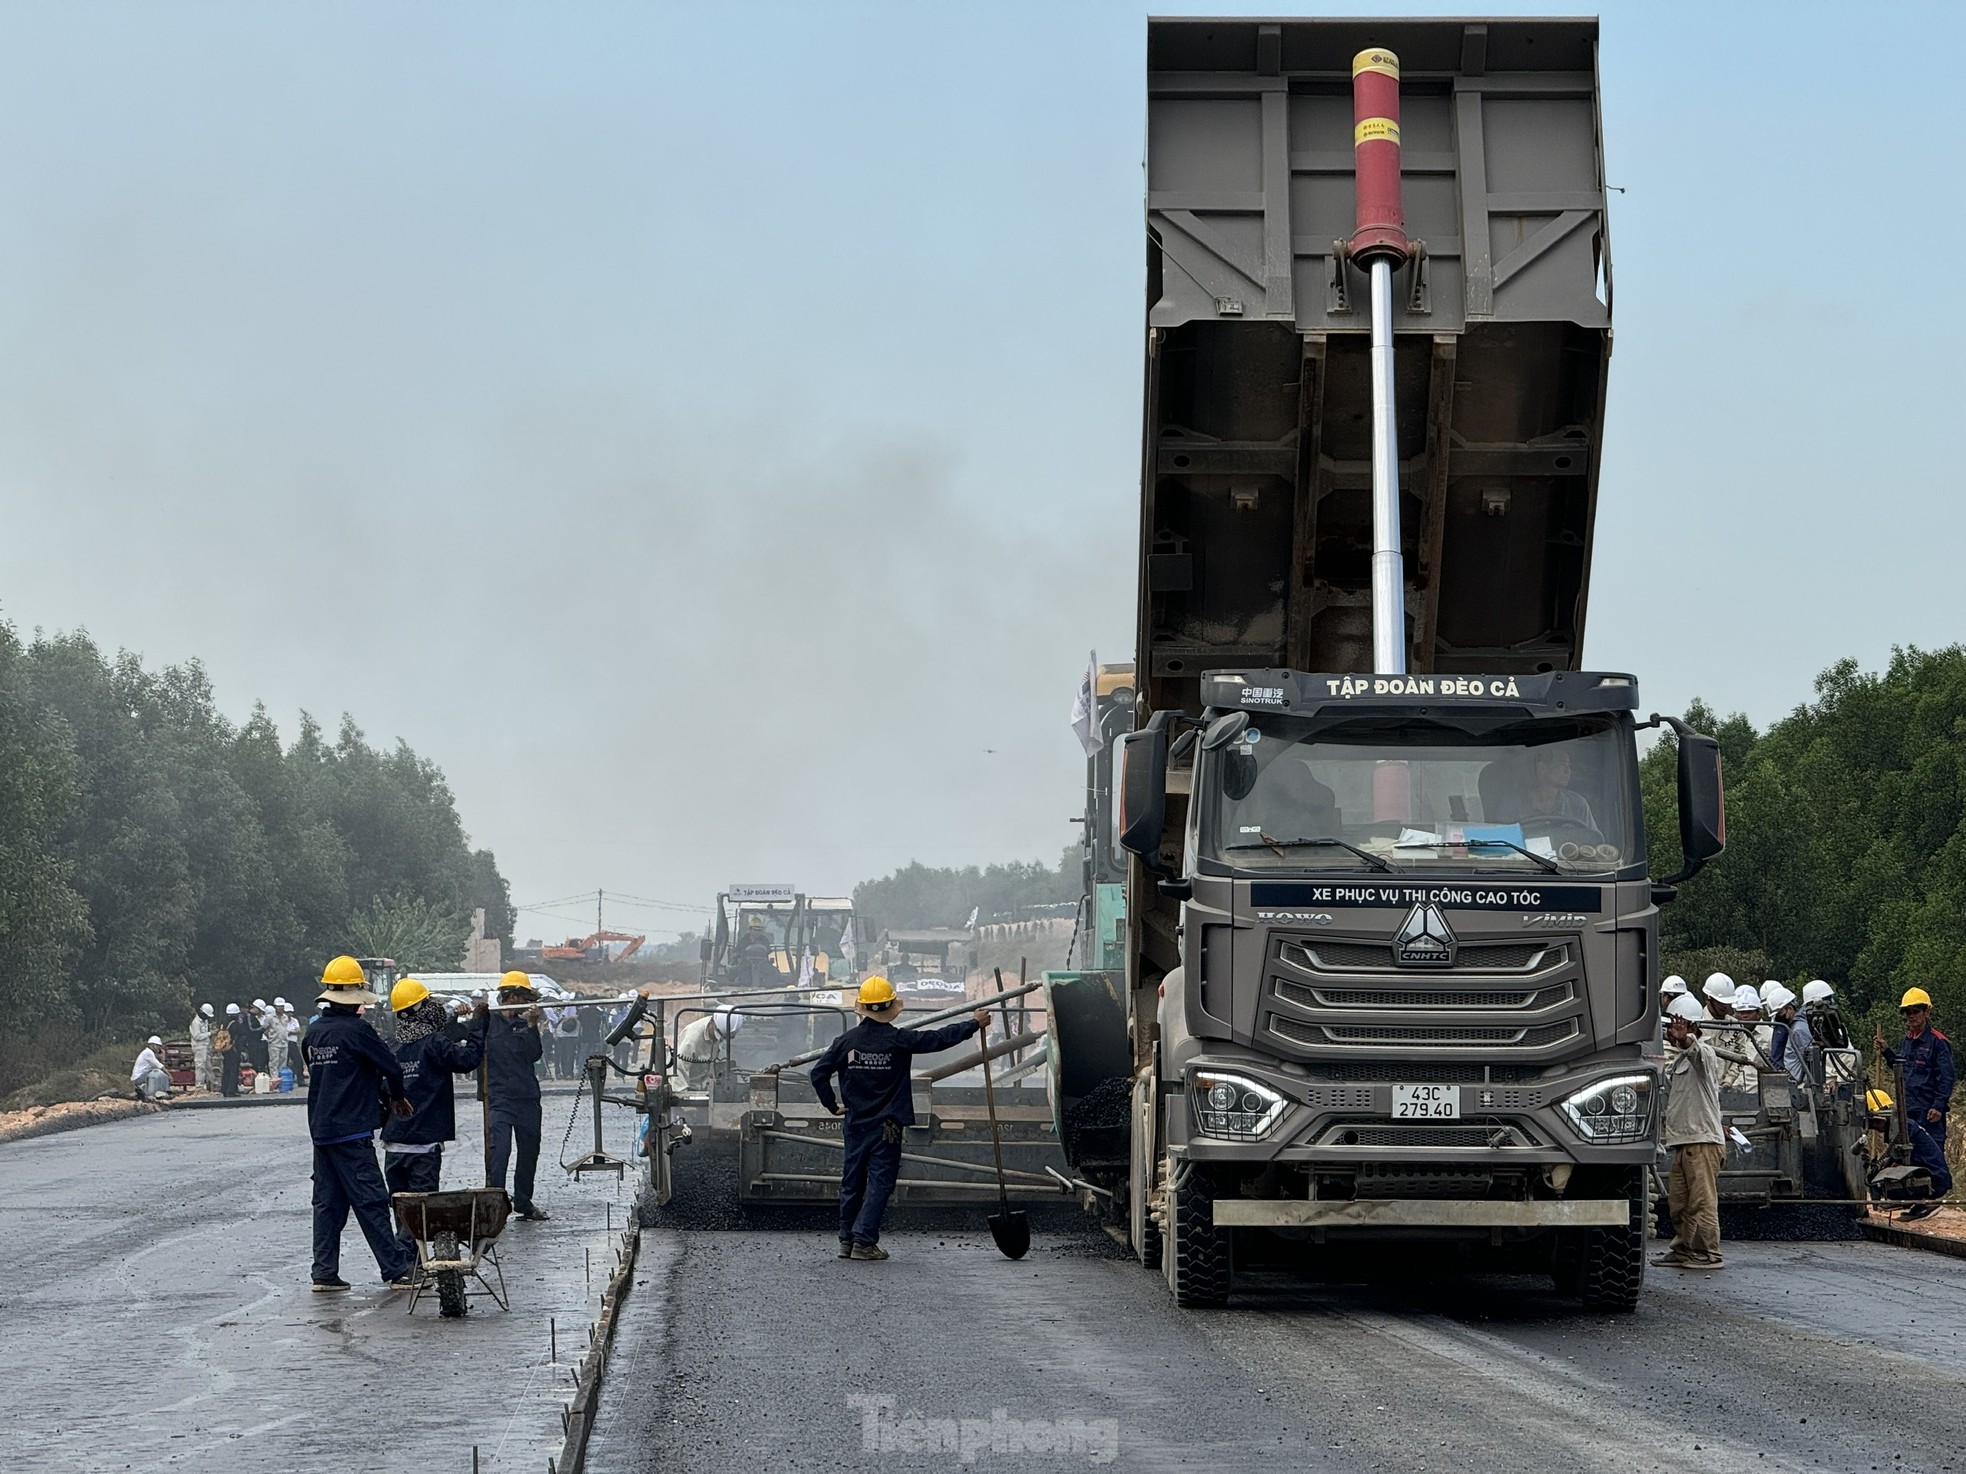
0,1096 -> 159,1145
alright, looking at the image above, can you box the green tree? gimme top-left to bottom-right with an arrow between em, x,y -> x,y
345,892 -> 469,972
0,624 -> 88,1027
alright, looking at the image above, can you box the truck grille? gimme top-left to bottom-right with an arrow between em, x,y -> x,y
1303,1062 -> 1545,1085
1284,940 -> 1556,974
1270,1017 -> 1580,1051
1264,928 -> 1589,1062
1279,978 -> 1573,1012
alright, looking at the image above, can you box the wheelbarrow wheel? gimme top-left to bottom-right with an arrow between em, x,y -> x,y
434,1230 -> 467,1318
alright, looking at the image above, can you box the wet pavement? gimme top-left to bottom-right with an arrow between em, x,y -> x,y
0,1083 -> 641,1472
589,1216 -> 1966,1473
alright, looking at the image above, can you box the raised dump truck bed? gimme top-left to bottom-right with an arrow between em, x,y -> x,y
1143,16 -> 1610,708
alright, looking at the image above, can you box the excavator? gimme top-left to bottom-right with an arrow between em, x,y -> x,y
541,931 -> 647,963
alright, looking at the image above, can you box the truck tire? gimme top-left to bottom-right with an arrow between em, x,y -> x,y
1164,1161 -> 1231,1308
1131,1071 -> 1162,1269
433,1231 -> 467,1318
1577,1168 -> 1645,1313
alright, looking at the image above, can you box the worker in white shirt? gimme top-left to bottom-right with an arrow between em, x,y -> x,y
132,1037 -> 173,1101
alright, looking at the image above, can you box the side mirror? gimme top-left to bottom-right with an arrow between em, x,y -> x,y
1114,724 -> 1169,866
1656,716 -> 1725,885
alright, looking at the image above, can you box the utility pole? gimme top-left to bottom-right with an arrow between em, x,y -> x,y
597,889 -> 604,938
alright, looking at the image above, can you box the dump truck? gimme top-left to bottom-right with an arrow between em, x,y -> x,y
1044,15 -> 1728,1310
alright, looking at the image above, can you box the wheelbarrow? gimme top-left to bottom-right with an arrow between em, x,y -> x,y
390,1187 -> 513,1318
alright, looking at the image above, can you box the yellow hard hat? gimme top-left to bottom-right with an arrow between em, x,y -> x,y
498,970 -> 536,995
1901,987 -> 1933,1010
1868,1089 -> 1895,1112
857,976 -> 898,1007
321,955 -> 366,987
390,978 -> 430,1013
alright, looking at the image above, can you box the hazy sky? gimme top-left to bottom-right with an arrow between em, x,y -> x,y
2,2 -> 1960,945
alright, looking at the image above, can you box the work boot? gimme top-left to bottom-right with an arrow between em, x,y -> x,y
311,1277 -> 351,1294
849,1242 -> 889,1262
1902,1201 -> 1941,1222
838,1239 -> 854,1259
1648,1250 -> 1692,1268
516,1208 -> 552,1222
1685,1252 -> 1725,1270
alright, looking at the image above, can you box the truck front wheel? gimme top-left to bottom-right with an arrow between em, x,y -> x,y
1576,1167 -> 1646,1313
1163,1160 -> 1232,1308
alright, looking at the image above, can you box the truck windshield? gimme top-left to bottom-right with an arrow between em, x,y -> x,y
1201,714 -> 1638,873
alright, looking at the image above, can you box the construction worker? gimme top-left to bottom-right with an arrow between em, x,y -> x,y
1866,1088 -> 1953,1220
1653,993 -> 1725,1270
733,916 -> 775,991
1761,983 -> 1800,1081
810,977 -> 990,1261
1700,972 -> 1736,1022
189,1004 -> 215,1091
217,1003 -> 243,1096
1883,988 -> 1955,1150
486,971 -> 551,1222
302,956 -> 416,1292
1730,983 -> 1773,1084
245,997 -> 270,1074
380,978 -> 487,1197
674,1007 -> 744,1091
1706,979 -> 1757,1094
132,1036 -> 173,1101
1659,974 -> 1689,1020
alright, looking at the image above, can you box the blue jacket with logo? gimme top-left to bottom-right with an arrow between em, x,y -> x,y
810,1017 -> 980,1127
382,1018 -> 488,1147
1886,1028 -> 1955,1119
303,1008 -> 407,1145
486,1014 -> 544,1108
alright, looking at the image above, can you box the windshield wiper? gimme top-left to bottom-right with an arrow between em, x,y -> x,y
1225,833 -> 1393,872
1394,837 -> 1563,875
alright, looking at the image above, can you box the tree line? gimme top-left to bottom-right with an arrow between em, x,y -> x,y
0,622 -> 511,1087
1646,646 -> 1966,1038
852,850 -> 1079,937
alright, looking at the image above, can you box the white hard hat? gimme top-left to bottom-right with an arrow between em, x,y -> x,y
1660,975 -> 1689,997
200,1003 -> 214,1017
1762,982 -> 1797,1012
1731,984 -> 1763,1013
715,1007 -> 745,1035
147,1035 -> 163,1047
273,996 -> 287,1008
1701,973 -> 1735,1002
1667,994 -> 1706,1023
225,1003 -> 241,1015
1802,979 -> 1834,1005
252,998 -> 266,1009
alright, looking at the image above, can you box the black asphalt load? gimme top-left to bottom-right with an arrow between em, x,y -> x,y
0,1088 -> 644,1472
588,1220 -> 1966,1474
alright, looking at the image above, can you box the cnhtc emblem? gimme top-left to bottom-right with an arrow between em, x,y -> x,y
1395,903 -> 1456,967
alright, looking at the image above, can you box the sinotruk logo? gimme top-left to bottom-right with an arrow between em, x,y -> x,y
1395,903 -> 1456,967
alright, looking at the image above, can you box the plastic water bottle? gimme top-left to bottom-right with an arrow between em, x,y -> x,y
278,1067 -> 295,1093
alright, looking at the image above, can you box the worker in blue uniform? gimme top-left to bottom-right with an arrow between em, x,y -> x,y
303,956 -> 416,1292
486,971 -> 551,1221
811,977 -> 989,1261
1883,987 -> 1956,1150
381,977 -> 488,1196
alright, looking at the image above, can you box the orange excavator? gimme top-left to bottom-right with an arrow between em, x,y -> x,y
541,930 -> 646,963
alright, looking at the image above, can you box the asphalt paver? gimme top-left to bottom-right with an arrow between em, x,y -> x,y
0,1082 -> 640,1472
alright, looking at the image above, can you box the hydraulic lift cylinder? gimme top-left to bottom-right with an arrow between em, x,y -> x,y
1351,47 -> 1412,676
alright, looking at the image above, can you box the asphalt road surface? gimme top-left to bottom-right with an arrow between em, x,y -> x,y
0,1088 -> 639,1473
588,1213 -> 1966,1474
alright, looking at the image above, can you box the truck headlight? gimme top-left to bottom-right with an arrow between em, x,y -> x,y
1191,1070 -> 1285,1140
1560,1074 -> 1653,1143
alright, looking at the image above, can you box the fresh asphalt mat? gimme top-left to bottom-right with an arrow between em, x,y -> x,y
588,1219 -> 1966,1474
0,1089 -> 639,1472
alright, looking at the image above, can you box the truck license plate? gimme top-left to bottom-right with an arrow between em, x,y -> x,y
1392,1084 -> 1460,1119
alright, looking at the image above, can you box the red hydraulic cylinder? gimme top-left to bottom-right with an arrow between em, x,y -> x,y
1349,47 -> 1410,265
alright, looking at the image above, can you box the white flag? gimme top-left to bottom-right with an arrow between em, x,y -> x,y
798,948 -> 815,987
1070,650 -> 1101,756
839,922 -> 856,966
964,905 -> 979,930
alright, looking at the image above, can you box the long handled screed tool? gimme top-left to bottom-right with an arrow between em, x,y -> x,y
977,1020 -> 1030,1260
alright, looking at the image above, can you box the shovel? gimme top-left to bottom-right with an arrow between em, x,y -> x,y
978,1017 -> 1031,1259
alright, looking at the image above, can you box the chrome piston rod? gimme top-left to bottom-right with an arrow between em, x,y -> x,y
1368,255 -> 1406,675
